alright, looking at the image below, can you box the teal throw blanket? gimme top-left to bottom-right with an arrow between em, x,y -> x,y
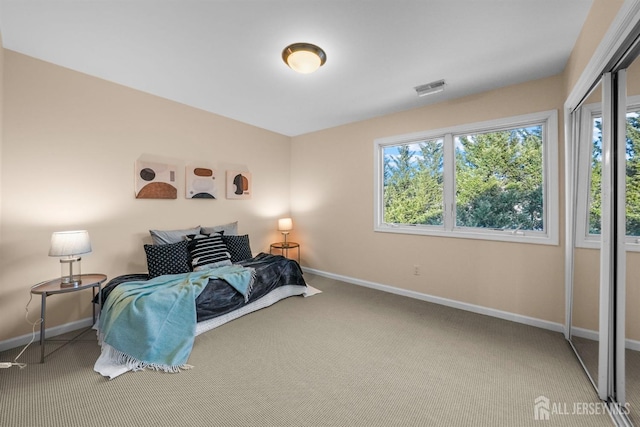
99,265 -> 255,372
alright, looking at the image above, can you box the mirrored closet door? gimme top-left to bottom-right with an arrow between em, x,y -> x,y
568,69 -> 631,424
622,51 -> 640,426
566,4 -> 640,425
569,78 -> 604,393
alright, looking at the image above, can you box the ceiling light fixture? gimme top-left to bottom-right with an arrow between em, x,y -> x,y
282,43 -> 327,74
415,79 -> 446,97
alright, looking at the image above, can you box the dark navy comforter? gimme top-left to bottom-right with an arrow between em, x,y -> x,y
95,253 -> 306,322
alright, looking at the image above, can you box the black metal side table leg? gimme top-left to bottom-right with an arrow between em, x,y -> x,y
40,292 -> 46,363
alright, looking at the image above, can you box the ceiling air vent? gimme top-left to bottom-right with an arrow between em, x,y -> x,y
414,79 -> 446,97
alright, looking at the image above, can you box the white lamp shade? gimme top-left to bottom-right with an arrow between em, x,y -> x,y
278,218 -> 293,232
49,230 -> 92,257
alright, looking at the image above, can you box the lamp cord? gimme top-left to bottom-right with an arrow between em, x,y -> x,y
6,293 -> 43,369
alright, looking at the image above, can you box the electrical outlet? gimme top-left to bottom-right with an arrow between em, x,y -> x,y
413,265 -> 420,276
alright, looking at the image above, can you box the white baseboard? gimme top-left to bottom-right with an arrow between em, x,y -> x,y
0,317 -> 94,353
302,266 -> 566,334
570,326 -> 599,342
302,267 -> 640,352
568,326 -> 640,352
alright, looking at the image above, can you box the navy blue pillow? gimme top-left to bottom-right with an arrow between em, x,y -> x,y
144,240 -> 191,278
222,234 -> 253,263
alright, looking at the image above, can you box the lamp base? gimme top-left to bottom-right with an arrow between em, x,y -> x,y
281,231 -> 290,248
60,257 -> 82,288
60,278 -> 83,288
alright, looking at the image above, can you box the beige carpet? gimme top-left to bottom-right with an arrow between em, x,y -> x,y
0,274 -> 613,426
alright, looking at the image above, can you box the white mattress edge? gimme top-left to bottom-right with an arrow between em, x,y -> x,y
195,285 -> 309,336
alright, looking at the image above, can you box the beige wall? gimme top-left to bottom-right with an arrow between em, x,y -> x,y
0,51 -> 292,343
290,75 -> 567,324
563,0 -> 625,97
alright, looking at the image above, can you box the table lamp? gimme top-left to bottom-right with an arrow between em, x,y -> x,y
48,230 -> 92,287
278,218 -> 293,247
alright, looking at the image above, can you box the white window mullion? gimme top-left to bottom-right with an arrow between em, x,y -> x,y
372,142 -> 384,229
544,111 -> 560,246
443,133 -> 455,231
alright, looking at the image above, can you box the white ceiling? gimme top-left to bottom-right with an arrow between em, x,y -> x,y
0,0 -> 593,136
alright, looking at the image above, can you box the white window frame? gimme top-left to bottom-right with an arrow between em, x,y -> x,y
575,96 -> 640,252
373,110 -> 559,245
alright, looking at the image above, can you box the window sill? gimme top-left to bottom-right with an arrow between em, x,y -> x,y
375,223 -> 558,246
576,237 -> 640,252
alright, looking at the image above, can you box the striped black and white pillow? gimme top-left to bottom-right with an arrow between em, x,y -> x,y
186,234 -> 231,270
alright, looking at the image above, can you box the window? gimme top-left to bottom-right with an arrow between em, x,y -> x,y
382,138 -> 444,226
374,110 -> 559,244
576,97 -> 640,250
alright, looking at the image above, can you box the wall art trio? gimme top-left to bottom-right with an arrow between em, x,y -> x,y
134,159 -> 251,200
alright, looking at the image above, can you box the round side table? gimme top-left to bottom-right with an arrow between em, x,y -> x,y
31,273 -> 107,362
269,242 -> 300,263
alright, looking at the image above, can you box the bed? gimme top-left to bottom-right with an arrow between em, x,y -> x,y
93,224 -> 313,378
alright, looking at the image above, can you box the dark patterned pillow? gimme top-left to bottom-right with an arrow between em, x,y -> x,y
222,234 -> 253,263
187,234 -> 231,270
144,240 -> 191,279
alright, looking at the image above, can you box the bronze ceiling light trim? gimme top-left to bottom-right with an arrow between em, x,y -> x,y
282,43 -> 327,74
